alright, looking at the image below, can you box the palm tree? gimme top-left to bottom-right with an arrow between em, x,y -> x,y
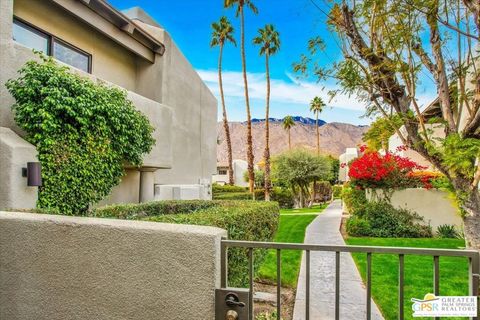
282,116 -> 296,150
211,17 -> 236,185
253,24 -> 280,202
224,0 -> 258,194
309,96 -> 326,156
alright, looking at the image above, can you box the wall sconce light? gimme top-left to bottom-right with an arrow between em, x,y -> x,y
22,162 -> 42,187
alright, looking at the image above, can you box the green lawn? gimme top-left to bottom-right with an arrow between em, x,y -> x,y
256,204 -> 327,287
346,237 -> 469,320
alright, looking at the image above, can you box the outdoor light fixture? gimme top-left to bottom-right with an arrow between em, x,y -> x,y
22,162 -> 42,187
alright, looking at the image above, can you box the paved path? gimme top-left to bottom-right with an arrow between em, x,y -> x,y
292,200 -> 384,320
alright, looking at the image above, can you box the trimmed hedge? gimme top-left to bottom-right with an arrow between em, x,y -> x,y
212,184 -> 247,193
93,200 -> 279,287
213,192 -> 256,201
212,186 -> 295,209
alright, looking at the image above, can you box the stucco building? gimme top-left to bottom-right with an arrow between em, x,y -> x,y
212,160 -> 250,187
0,0 -> 217,209
338,147 -> 358,182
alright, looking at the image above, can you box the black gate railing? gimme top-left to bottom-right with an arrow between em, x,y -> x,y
219,240 -> 480,320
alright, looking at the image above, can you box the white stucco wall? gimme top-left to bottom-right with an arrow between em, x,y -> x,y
0,211 -> 226,320
338,148 -> 358,182
367,188 -> 463,231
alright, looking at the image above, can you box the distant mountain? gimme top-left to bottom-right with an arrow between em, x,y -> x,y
217,118 -> 368,163
250,116 -> 327,126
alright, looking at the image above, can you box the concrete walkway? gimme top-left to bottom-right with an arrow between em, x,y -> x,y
292,200 -> 384,320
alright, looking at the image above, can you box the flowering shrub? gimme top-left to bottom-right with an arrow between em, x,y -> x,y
407,171 -> 443,189
348,147 -> 426,189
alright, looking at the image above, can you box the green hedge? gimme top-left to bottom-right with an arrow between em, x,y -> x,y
346,201 -> 432,238
93,200 -> 279,287
212,184 -> 248,193
213,186 -> 295,209
213,192 -> 255,201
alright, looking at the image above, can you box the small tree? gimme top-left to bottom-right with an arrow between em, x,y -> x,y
6,55 -> 154,214
363,115 -> 403,151
273,149 -> 332,208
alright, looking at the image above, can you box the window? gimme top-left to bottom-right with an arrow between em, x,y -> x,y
12,18 -> 91,73
218,169 -> 228,175
13,19 -> 49,53
53,40 -> 90,73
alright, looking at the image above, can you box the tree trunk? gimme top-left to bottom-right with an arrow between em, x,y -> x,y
288,129 -> 291,150
316,112 -> 320,156
218,43 -> 234,185
264,53 -> 271,201
240,7 -> 255,194
454,178 -> 480,249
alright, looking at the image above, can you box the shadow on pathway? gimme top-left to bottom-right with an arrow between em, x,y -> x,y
292,200 -> 384,320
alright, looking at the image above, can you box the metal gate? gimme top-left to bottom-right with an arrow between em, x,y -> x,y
215,239 -> 480,320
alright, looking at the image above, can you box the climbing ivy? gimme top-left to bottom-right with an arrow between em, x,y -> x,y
6,54 -> 155,214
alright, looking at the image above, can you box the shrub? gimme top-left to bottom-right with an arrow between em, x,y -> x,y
213,186 -> 295,209
94,200 -> 279,287
341,183 -> 367,214
332,185 -> 343,199
6,54 -> 154,214
270,187 -> 295,209
346,216 -> 371,236
347,201 -> 432,238
347,146 -> 426,189
436,224 -> 461,239
243,169 -> 265,188
212,184 -> 247,193
213,192 -> 254,201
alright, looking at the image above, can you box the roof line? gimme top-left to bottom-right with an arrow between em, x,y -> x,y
78,0 -> 165,55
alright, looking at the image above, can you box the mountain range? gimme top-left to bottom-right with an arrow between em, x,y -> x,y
250,116 -> 327,126
217,117 -> 368,164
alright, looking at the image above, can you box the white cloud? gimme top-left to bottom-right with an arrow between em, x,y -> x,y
197,69 -> 438,121
197,69 -> 368,112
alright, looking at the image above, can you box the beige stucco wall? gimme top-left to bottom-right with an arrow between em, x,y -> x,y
151,28 -> 217,186
13,0 -> 138,92
0,211 -> 227,319
0,0 -> 217,208
367,188 -> 463,231
388,124 -> 445,170
0,127 -> 38,210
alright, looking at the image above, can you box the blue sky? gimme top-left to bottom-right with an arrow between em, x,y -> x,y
109,0 -> 436,125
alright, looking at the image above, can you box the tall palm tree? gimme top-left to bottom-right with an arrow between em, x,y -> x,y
253,24 -> 280,202
224,0 -> 258,194
309,96 -> 326,156
211,17 -> 236,185
282,116 -> 295,150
